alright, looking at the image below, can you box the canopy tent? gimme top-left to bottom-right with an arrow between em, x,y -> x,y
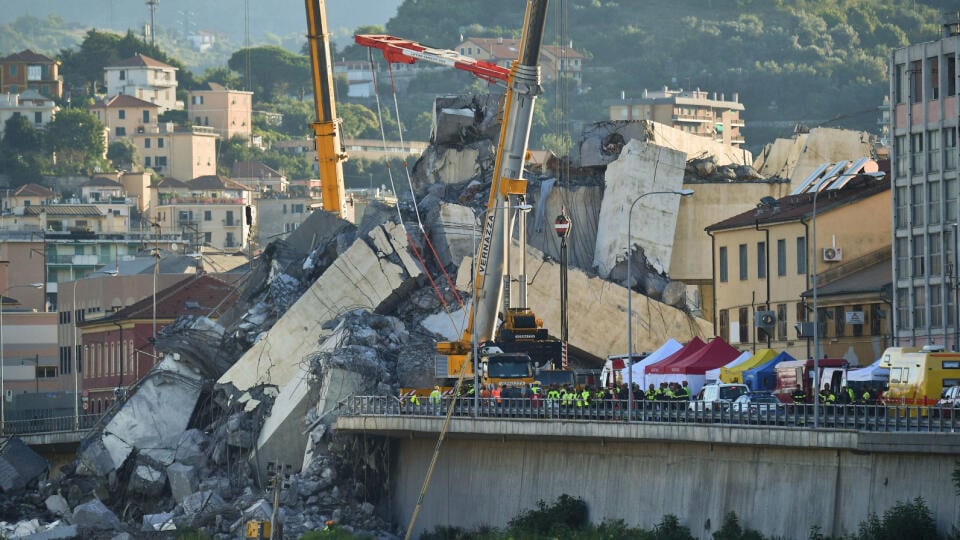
640,337 -> 706,390
847,358 -> 889,382
718,349 -> 777,383
647,338 -> 740,394
742,351 -> 795,391
622,338 -> 683,390
705,350 -> 752,382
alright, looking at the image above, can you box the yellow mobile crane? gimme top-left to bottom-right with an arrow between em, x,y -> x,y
358,1 -> 567,388
304,0 -> 347,217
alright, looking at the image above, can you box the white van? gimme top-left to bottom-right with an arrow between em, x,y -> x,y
688,383 -> 749,411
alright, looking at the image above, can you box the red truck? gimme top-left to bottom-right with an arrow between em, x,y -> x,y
773,358 -> 849,403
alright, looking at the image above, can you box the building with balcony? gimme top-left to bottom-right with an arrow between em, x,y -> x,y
890,15 -> 960,349
90,94 -> 161,142
187,82 -> 252,140
0,90 -> 58,138
0,49 -> 62,99
231,161 -> 288,194
104,53 -> 180,112
606,87 -> 746,148
154,175 -> 255,252
456,37 -> 583,86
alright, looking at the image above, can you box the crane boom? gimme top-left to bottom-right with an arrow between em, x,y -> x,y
304,0 -> 347,217
355,34 -> 509,85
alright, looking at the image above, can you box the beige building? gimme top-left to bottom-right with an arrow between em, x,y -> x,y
456,37 -> 584,85
255,197 -> 314,247
0,90 -> 58,137
187,82 -> 253,140
104,54 -> 180,112
231,161 -> 288,194
90,94 -> 161,142
606,87 -> 746,147
153,175 -> 255,252
130,123 -> 218,180
0,49 -> 62,99
706,174 -> 890,363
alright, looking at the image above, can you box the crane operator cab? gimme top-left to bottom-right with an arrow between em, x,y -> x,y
479,344 -> 534,384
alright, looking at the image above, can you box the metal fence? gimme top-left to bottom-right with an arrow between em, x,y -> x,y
0,414 -> 103,436
341,396 -> 960,433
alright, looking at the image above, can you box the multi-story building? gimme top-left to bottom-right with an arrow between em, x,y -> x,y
890,16 -> 960,349
231,161 -> 288,194
78,273 -> 237,413
187,82 -> 253,140
0,89 -> 58,137
255,197 -> 314,247
706,172 -> 890,364
104,53 -> 180,112
153,174 -> 255,252
130,123 -> 218,180
0,49 -> 62,99
457,37 -> 584,86
90,94 -> 161,142
606,88 -> 746,148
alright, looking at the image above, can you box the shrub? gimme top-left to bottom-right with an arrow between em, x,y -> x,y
652,514 -> 695,540
507,494 -> 589,534
713,512 -> 764,540
854,497 -> 940,540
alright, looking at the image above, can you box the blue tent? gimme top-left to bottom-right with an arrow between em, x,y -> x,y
742,351 -> 796,391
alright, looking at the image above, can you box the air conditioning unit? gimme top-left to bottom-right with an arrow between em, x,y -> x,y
822,246 -> 843,262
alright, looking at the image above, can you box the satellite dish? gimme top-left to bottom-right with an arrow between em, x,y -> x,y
170,243 -> 179,251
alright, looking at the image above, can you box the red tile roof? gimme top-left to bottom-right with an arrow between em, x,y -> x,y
0,49 -> 56,64
463,37 -> 584,60
109,54 -> 176,70
190,175 -> 253,192
103,274 -> 238,321
14,183 -> 55,198
93,94 -> 161,109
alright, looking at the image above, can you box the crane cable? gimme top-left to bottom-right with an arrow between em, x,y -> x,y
366,50 -> 466,334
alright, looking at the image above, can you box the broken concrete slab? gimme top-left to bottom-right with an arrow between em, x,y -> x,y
166,463 -> 198,505
21,523 -> 78,540
181,491 -> 227,517
579,120 -> 750,169
141,512 -> 176,532
430,94 -> 502,147
72,499 -> 122,531
128,462 -> 166,498
594,139 -> 687,277
752,127 -> 877,183
44,494 -> 71,518
218,220 -> 422,391
424,202 -> 478,269
174,429 -> 208,469
0,436 -> 49,492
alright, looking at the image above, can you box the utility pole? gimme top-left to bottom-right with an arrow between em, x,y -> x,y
146,0 -> 159,45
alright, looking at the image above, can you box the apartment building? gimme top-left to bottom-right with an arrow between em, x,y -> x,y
130,123 -> 218,181
606,87 -> 746,148
706,173 -> 890,364
187,82 -> 253,140
457,37 -> 584,85
0,90 -> 57,137
890,16 -> 960,349
90,94 -> 161,142
0,49 -> 62,99
153,174 -> 255,252
104,54 -> 180,112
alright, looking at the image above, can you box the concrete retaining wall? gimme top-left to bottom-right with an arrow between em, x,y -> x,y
386,432 -> 960,539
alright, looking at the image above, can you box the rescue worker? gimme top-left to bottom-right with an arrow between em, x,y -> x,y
491,384 -> 503,406
323,520 -> 336,531
580,386 -> 591,408
429,385 -> 442,415
677,380 -> 691,400
408,392 -> 421,411
845,385 -> 855,404
792,385 -> 805,404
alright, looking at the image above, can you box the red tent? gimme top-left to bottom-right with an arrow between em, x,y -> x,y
645,337 -> 706,375
668,338 -> 740,373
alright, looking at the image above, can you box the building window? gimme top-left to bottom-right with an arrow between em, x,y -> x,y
871,304 -> 883,336
204,210 -> 212,221
834,306 -> 845,337
8,65 -> 15,76
719,246 -> 728,283
144,138 -> 151,148
929,56 -> 940,100
913,234 -> 925,276
115,127 -> 126,137
817,308 -> 829,338
739,244 -> 748,280
119,70 -> 126,81
910,60 -> 922,104
738,307 -> 749,344
914,285 -> 926,328
777,303 -> 787,341
949,178 -> 959,227
156,156 -> 167,167
796,237 -> 806,275
118,109 -> 126,120
930,232 -> 942,275
34,111 -> 42,125
204,232 -> 212,244
776,239 -> 787,276
930,284 -> 943,328
719,309 -> 729,342
158,138 -> 164,148
911,184 -> 924,227
896,288 -> 910,330
946,128 -> 958,171
144,156 -> 151,167
948,54 -> 957,96
895,135 -> 908,176
895,236 -> 908,278
143,110 -> 150,123
911,133 -> 924,175
851,304 -> 864,337
928,130 -> 941,174
928,181 -> 941,225
757,241 -> 767,279
895,186 -> 908,228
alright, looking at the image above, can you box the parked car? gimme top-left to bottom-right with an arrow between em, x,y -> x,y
688,383 -> 749,412
934,385 -> 960,418
731,391 -> 785,421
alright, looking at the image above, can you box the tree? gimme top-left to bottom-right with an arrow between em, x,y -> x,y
2,114 -> 41,153
227,46 -> 310,102
44,108 -> 108,175
107,140 -> 140,170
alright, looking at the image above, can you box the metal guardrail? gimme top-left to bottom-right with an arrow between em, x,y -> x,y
1,414 -> 103,437
341,396 -> 960,433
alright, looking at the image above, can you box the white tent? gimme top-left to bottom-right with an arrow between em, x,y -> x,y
624,338 -> 683,389
704,350 -> 752,382
847,358 -> 889,382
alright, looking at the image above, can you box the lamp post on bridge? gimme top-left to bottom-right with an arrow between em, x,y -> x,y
626,189 -> 694,421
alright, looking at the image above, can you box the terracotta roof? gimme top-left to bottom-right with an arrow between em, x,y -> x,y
108,54 -> 176,70
100,274 -> 238,321
231,161 -> 283,179
84,176 -> 122,187
23,205 -> 104,217
189,175 -> 253,192
800,259 -> 891,298
93,94 -> 160,109
152,177 -> 190,189
0,49 -> 56,64
705,176 -> 890,232
13,183 -> 55,198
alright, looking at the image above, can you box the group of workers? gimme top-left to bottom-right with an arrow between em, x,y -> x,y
791,384 -> 881,405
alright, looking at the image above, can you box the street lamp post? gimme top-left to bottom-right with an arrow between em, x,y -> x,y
626,189 -> 694,421
811,178 -> 830,428
0,282 -> 43,433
